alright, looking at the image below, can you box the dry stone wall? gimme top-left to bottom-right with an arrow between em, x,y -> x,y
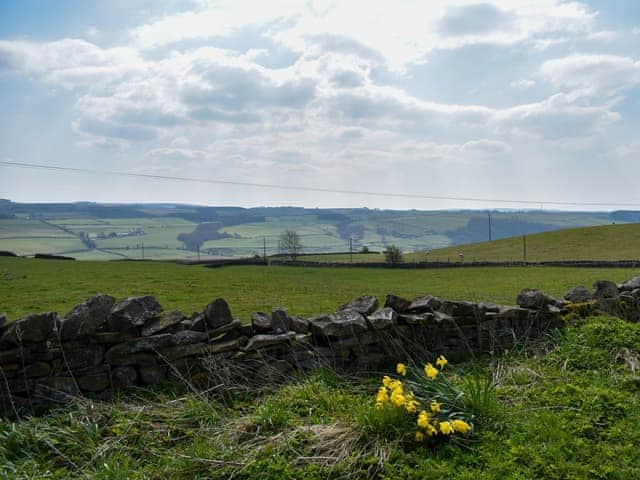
2,274 -> 640,412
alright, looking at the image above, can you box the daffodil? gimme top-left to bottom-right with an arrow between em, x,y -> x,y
375,386 -> 389,405
436,355 -> 448,369
452,419 -> 471,434
424,363 -> 439,379
426,423 -> 438,437
417,410 -> 430,428
396,363 -> 407,376
382,375 -> 392,387
439,421 -> 453,435
430,401 -> 441,413
415,431 -> 425,442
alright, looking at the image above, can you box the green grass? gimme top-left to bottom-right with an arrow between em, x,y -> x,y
421,223 -> 640,262
3,315 -> 640,478
1,257 -> 638,320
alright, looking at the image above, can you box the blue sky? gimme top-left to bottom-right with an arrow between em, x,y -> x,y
0,0 -> 639,209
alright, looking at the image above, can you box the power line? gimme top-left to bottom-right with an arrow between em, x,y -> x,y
2,160 -> 640,208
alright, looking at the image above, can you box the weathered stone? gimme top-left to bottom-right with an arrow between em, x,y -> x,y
20,361 -> 51,378
139,365 -> 166,385
204,298 -> 233,329
39,376 -> 78,395
384,294 -> 411,313
172,330 -> 209,345
367,308 -> 397,330
111,366 -> 137,389
105,334 -> 174,362
242,332 -> 296,352
398,312 -> 434,325
159,337 -> 247,361
620,276 -> 640,291
440,300 -> 478,317
478,302 -> 501,313
309,309 -> 368,338
287,316 -> 309,334
92,331 -> 137,344
141,310 -> 185,337
108,295 -> 162,331
78,373 -> 110,392
592,280 -> 619,300
0,346 -> 30,364
1,312 -> 57,345
564,286 -> 592,303
190,313 -> 206,331
59,294 -> 115,340
60,345 -> 104,371
0,313 -> 7,328
108,353 -> 157,367
271,308 -> 289,334
516,289 -> 564,309
407,295 -> 442,313
339,295 -> 379,315
251,312 -> 272,332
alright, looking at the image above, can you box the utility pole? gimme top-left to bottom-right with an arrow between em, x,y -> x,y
141,241 -> 145,260
523,235 -> 527,263
197,241 -> 201,261
263,237 -> 266,260
487,211 -> 492,241
349,238 -> 353,263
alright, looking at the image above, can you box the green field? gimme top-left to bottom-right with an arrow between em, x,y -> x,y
1,257 -> 638,320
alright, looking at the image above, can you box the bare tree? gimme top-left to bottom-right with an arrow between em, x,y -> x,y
384,245 -> 403,264
278,230 -> 303,260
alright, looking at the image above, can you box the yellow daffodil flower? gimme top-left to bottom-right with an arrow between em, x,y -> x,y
426,423 -> 438,437
382,375 -> 392,387
436,355 -> 448,369
417,410 -> 430,428
430,401 -> 441,413
439,421 -> 453,435
396,363 -> 407,376
415,431 -> 425,442
452,419 -> 471,434
424,363 -> 439,379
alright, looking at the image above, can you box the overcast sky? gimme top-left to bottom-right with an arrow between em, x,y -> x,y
0,0 -> 639,210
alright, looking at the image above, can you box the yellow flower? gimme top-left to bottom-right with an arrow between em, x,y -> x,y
417,410 -> 430,428
382,375 -> 392,387
390,384 -> 405,407
424,363 -> 439,379
375,386 -> 389,405
439,421 -> 453,435
415,431 -> 425,442
396,363 -> 407,376
452,419 -> 471,435
436,355 -> 448,369
430,401 -> 441,413
426,423 -> 438,437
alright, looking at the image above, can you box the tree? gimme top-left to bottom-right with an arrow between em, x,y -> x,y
384,245 -> 403,264
278,230 -> 303,260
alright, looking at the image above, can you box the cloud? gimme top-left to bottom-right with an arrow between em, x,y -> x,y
438,3 -> 511,36
539,54 -> 640,95
511,79 -> 536,89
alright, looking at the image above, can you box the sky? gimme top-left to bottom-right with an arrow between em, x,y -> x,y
0,0 -> 639,210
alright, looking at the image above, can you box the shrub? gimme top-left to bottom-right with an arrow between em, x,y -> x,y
384,245 -> 403,264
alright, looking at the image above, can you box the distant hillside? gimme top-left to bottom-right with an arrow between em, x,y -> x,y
0,200 -> 634,259
421,223 -> 640,262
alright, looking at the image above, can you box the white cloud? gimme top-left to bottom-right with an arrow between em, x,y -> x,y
511,79 -> 536,89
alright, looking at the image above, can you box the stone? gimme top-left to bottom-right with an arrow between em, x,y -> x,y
92,331 -> 137,344
190,313 -> 206,331
251,312 -> 272,333
108,353 -> 157,367
204,298 -> 233,329
478,302 -> 501,313
398,313 -> 434,325
271,308 -> 289,334
564,286 -> 592,303
384,294 -> 411,313
620,276 -> 640,291
172,330 -> 209,345
592,280 -> 619,300
38,377 -> 79,395
60,345 -> 105,371
0,346 -> 30,364
17,361 -> 51,378
242,332 -> 296,352
407,295 -> 442,313
139,365 -> 166,385
367,307 -> 397,330
309,309 -> 368,338
108,296 -> 162,331
0,313 -> 6,328
59,294 -> 115,340
1,312 -> 58,346
440,300 -> 478,317
105,334 -> 174,362
78,373 -> 110,392
516,289 -> 563,309
111,366 -> 138,389
159,337 -> 247,361
339,295 -> 379,315
141,310 -> 185,337
287,316 -> 309,334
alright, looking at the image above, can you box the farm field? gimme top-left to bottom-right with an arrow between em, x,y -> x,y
1,256 -> 637,319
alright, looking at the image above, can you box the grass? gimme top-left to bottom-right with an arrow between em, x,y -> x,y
1,257 -> 639,319
3,315 -> 640,478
